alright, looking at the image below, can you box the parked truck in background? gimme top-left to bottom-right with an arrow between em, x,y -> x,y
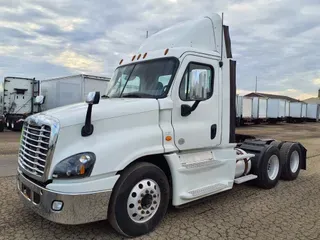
16,14 -> 307,237
0,74 -> 110,131
0,77 -> 40,131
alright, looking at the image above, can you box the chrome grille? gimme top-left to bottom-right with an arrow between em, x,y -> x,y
19,123 -> 51,177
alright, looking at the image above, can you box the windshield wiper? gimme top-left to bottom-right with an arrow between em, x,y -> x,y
122,93 -> 142,98
101,95 -> 109,98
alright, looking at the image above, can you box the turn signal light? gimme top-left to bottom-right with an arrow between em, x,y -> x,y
165,136 -> 172,141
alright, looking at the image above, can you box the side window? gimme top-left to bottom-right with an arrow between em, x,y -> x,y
179,63 -> 213,101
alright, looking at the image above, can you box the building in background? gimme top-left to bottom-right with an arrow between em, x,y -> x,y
303,89 -> 320,104
244,92 -> 300,102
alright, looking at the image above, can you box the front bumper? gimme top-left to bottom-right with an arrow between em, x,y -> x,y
17,171 -> 112,225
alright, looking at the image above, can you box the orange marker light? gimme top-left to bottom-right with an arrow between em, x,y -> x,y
165,136 -> 172,141
132,55 -> 136,61
143,53 -> 148,59
119,59 -> 123,65
79,165 -> 85,175
164,48 -> 169,55
137,54 -> 141,60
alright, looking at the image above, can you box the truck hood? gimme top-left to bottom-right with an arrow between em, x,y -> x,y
38,98 -> 159,128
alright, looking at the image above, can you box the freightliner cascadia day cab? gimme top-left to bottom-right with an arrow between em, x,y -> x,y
16,14 -> 307,237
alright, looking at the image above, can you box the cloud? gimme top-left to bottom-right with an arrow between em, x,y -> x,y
312,78 -> 320,86
52,50 -> 104,74
0,0 -> 319,102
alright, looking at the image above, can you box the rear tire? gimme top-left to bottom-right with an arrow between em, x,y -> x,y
6,120 -> 11,129
270,140 -> 281,149
255,145 -> 281,189
108,162 -> 170,238
280,142 -> 301,180
0,122 -> 4,132
11,121 -> 16,131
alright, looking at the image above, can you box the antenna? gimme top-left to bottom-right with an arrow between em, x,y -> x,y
219,12 -> 224,67
255,76 -> 258,92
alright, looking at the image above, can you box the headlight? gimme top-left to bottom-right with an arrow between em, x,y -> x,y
52,152 -> 96,179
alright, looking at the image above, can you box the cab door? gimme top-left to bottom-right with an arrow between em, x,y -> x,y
171,55 -> 221,151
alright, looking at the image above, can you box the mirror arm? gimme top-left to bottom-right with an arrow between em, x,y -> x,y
82,104 -> 94,137
190,100 -> 201,112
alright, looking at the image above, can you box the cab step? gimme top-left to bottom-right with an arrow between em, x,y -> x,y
234,174 -> 257,184
180,181 -> 231,200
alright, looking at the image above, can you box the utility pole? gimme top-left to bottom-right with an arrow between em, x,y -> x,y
146,31 -> 149,38
255,76 -> 257,93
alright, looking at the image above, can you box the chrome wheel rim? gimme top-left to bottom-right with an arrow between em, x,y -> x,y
267,155 -> 280,180
290,151 -> 299,173
127,179 -> 161,223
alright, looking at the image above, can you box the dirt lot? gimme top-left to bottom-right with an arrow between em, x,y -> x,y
0,123 -> 320,239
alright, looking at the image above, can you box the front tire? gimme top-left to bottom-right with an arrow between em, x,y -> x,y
108,162 -> 170,237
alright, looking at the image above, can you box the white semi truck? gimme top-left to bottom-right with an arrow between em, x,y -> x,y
16,14 -> 307,237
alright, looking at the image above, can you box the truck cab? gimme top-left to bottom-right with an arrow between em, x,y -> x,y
16,13 -> 306,238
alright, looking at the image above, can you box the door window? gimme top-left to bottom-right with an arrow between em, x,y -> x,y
179,63 -> 213,101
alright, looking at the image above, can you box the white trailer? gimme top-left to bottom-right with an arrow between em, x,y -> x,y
242,97 -> 253,121
266,99 -> 286,122
287,102 -> 305,123
306,103 -> 319,121
16,14 -> 307,238
236,95 -> 243,126
40,74 -> 110,111
301,103 -> 307,119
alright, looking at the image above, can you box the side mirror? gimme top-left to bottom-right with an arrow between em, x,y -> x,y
181,100 -> 201,117
35,95 -> 45,105
86,91 -> 100,105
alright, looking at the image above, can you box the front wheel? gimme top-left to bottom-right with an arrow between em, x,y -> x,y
108,162 -> 170,237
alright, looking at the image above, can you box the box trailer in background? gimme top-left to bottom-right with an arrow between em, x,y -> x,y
0,77 -> 40,131
266,99 -> 286,122
242,98 -> 253,122
301,103 -> 307,120
287,102 -> 304,123
306,104 -> 319,121
0,82 -> 4,131
236,95 -> 243,126
258,98 -> 267,120
40,74 -> 110,111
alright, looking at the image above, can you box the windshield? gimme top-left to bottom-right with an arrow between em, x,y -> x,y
106,58 -> 179,98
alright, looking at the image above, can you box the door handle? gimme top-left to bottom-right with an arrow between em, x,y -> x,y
211,124 -> 217,139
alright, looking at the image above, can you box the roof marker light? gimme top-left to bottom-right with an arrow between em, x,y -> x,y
119,59 -> 123,65
137,54 -> 142,60
132,55 -> 136,61
143,53 -> 148,59
164,48 -> 169,55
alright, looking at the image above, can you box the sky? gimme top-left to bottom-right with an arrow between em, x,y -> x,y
0,0 -> 319,100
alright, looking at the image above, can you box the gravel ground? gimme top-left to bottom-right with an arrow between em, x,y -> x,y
0,123 -> 320,239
